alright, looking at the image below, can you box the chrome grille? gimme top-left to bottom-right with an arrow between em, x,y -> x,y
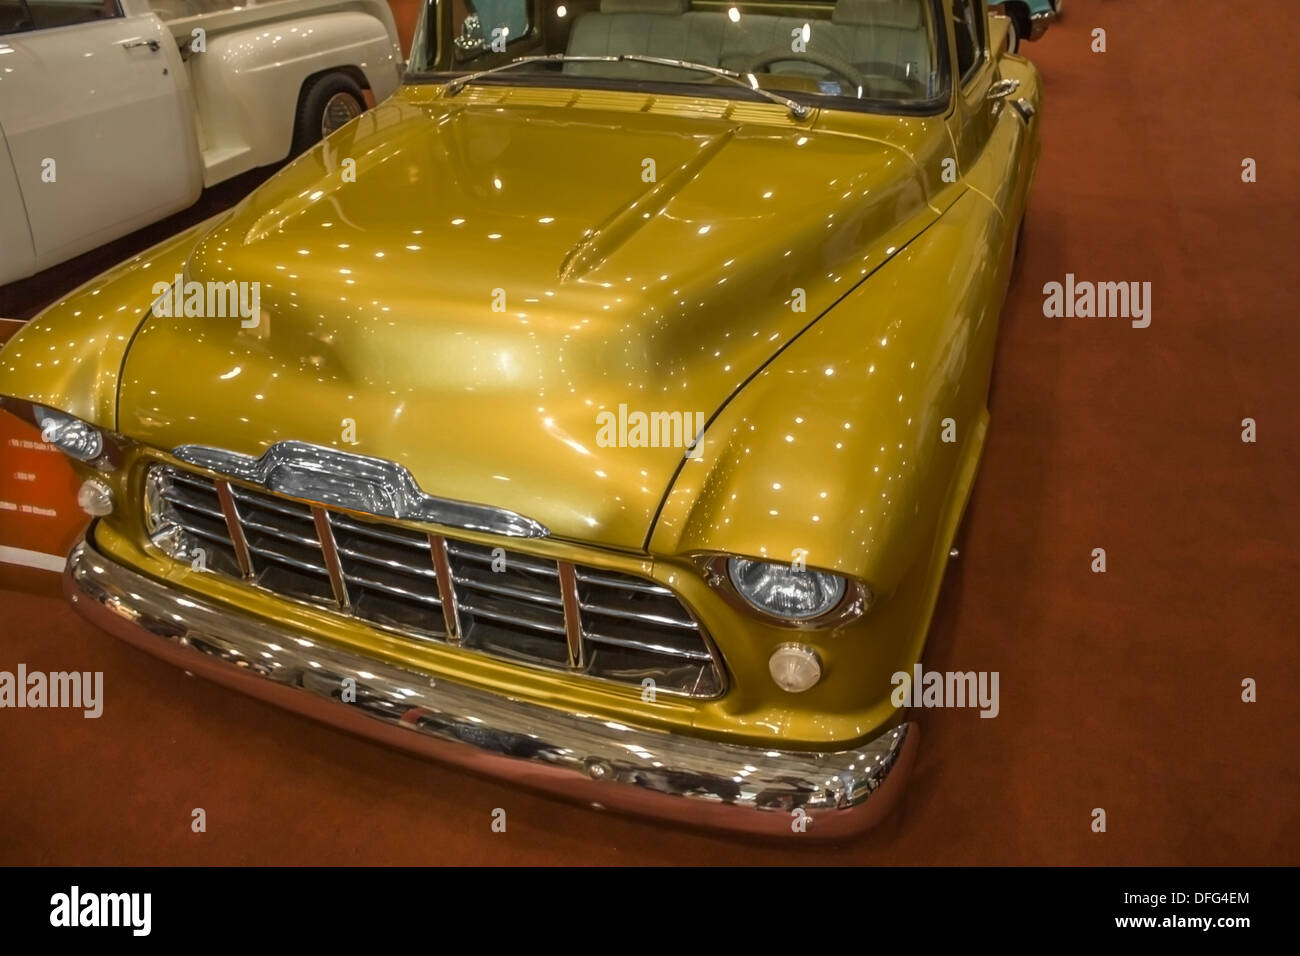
144,465 -> 723,697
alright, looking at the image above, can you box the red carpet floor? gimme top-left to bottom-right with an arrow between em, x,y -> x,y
1,2 -> 1297,864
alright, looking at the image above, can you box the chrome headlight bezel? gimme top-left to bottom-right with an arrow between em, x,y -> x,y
701,555 -> 872,627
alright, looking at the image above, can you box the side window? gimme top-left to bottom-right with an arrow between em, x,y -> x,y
0,0 -> 122,35
453,0 -> 532,62
952,0 -> 986,83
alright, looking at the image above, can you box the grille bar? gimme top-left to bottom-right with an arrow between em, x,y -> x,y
558,561 -> 584,669
148,465 -> 723,697
576,569 -> 671,595
243,514 -> 320,548
454,574 -> 564,608
214,480 -> 253,579
247,541 -> 328,576
579,602 -> 697,629
446,542 -> 557,577
337,544 -> 438,578
345,570 -> 443,606
229,485 -> 309,520
458,597 -> 567,635
584,630 -> 714,663
333,514 -> 431,550
313,508 -> 350,609
428,534 -> 461,643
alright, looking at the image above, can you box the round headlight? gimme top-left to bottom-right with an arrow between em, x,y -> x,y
36,407 -> 103,461
727,557 -> 846,620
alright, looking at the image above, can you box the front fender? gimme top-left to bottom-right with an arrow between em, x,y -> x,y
0,220 -> 215,430
650,187 -> 1011,599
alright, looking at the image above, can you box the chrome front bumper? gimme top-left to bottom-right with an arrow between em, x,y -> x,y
66,534 -> 918,839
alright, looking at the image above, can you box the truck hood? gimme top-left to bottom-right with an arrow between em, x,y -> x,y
118,87 -> 937,550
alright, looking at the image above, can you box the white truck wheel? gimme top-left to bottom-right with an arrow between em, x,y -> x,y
292,72 -> 366,155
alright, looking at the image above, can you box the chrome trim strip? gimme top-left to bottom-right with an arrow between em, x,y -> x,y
246,542 -> 330,577
447,544 -> 556,577
66,535 -> 917,838
456,599 -> 565,634
229,486 -> 318,522
312,507 -> 351,610
241,515 -> 321,548
160,492 -> 227,523
454,575 -> 563,607
584,630 -> 713,663
332,516 -> 431,550
575,569 -> 671,595
579,602 -> 696,630
428,534 -> 461,643
174,440 -> 549,538
181,524 -> 239,551
557,561 -> 585,669
336,545 -> 437,579
214,480 -> 253,579
343,570 -> 442,607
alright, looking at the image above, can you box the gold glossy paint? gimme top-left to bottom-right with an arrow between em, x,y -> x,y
113,85 -> 949,553
0,4 -> 1043,750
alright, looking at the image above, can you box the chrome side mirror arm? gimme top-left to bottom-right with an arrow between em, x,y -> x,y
987,77 -> 1021,101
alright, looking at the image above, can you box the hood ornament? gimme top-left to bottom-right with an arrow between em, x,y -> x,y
173,440 -> 549,538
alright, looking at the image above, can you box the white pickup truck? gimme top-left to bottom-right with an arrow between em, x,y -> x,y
0,0 -> 403,285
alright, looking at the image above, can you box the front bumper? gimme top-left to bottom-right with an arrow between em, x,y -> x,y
66,533 -> 918,839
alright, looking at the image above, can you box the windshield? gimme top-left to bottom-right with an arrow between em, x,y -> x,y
409,0 -> 947,114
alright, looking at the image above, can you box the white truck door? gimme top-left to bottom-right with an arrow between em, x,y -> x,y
0,1 -> 202,280
0,120 -> 37,285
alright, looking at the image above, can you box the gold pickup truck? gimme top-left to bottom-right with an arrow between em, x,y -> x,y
0,0 -> 1045,838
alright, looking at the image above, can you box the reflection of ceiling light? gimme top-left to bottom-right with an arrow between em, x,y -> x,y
728,7 -> 740,22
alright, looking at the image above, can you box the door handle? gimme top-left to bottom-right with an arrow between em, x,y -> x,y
121,38 -> 161,52
987,77 -> 1021,100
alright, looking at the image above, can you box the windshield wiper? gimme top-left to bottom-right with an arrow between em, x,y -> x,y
444,53 -> 813,121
